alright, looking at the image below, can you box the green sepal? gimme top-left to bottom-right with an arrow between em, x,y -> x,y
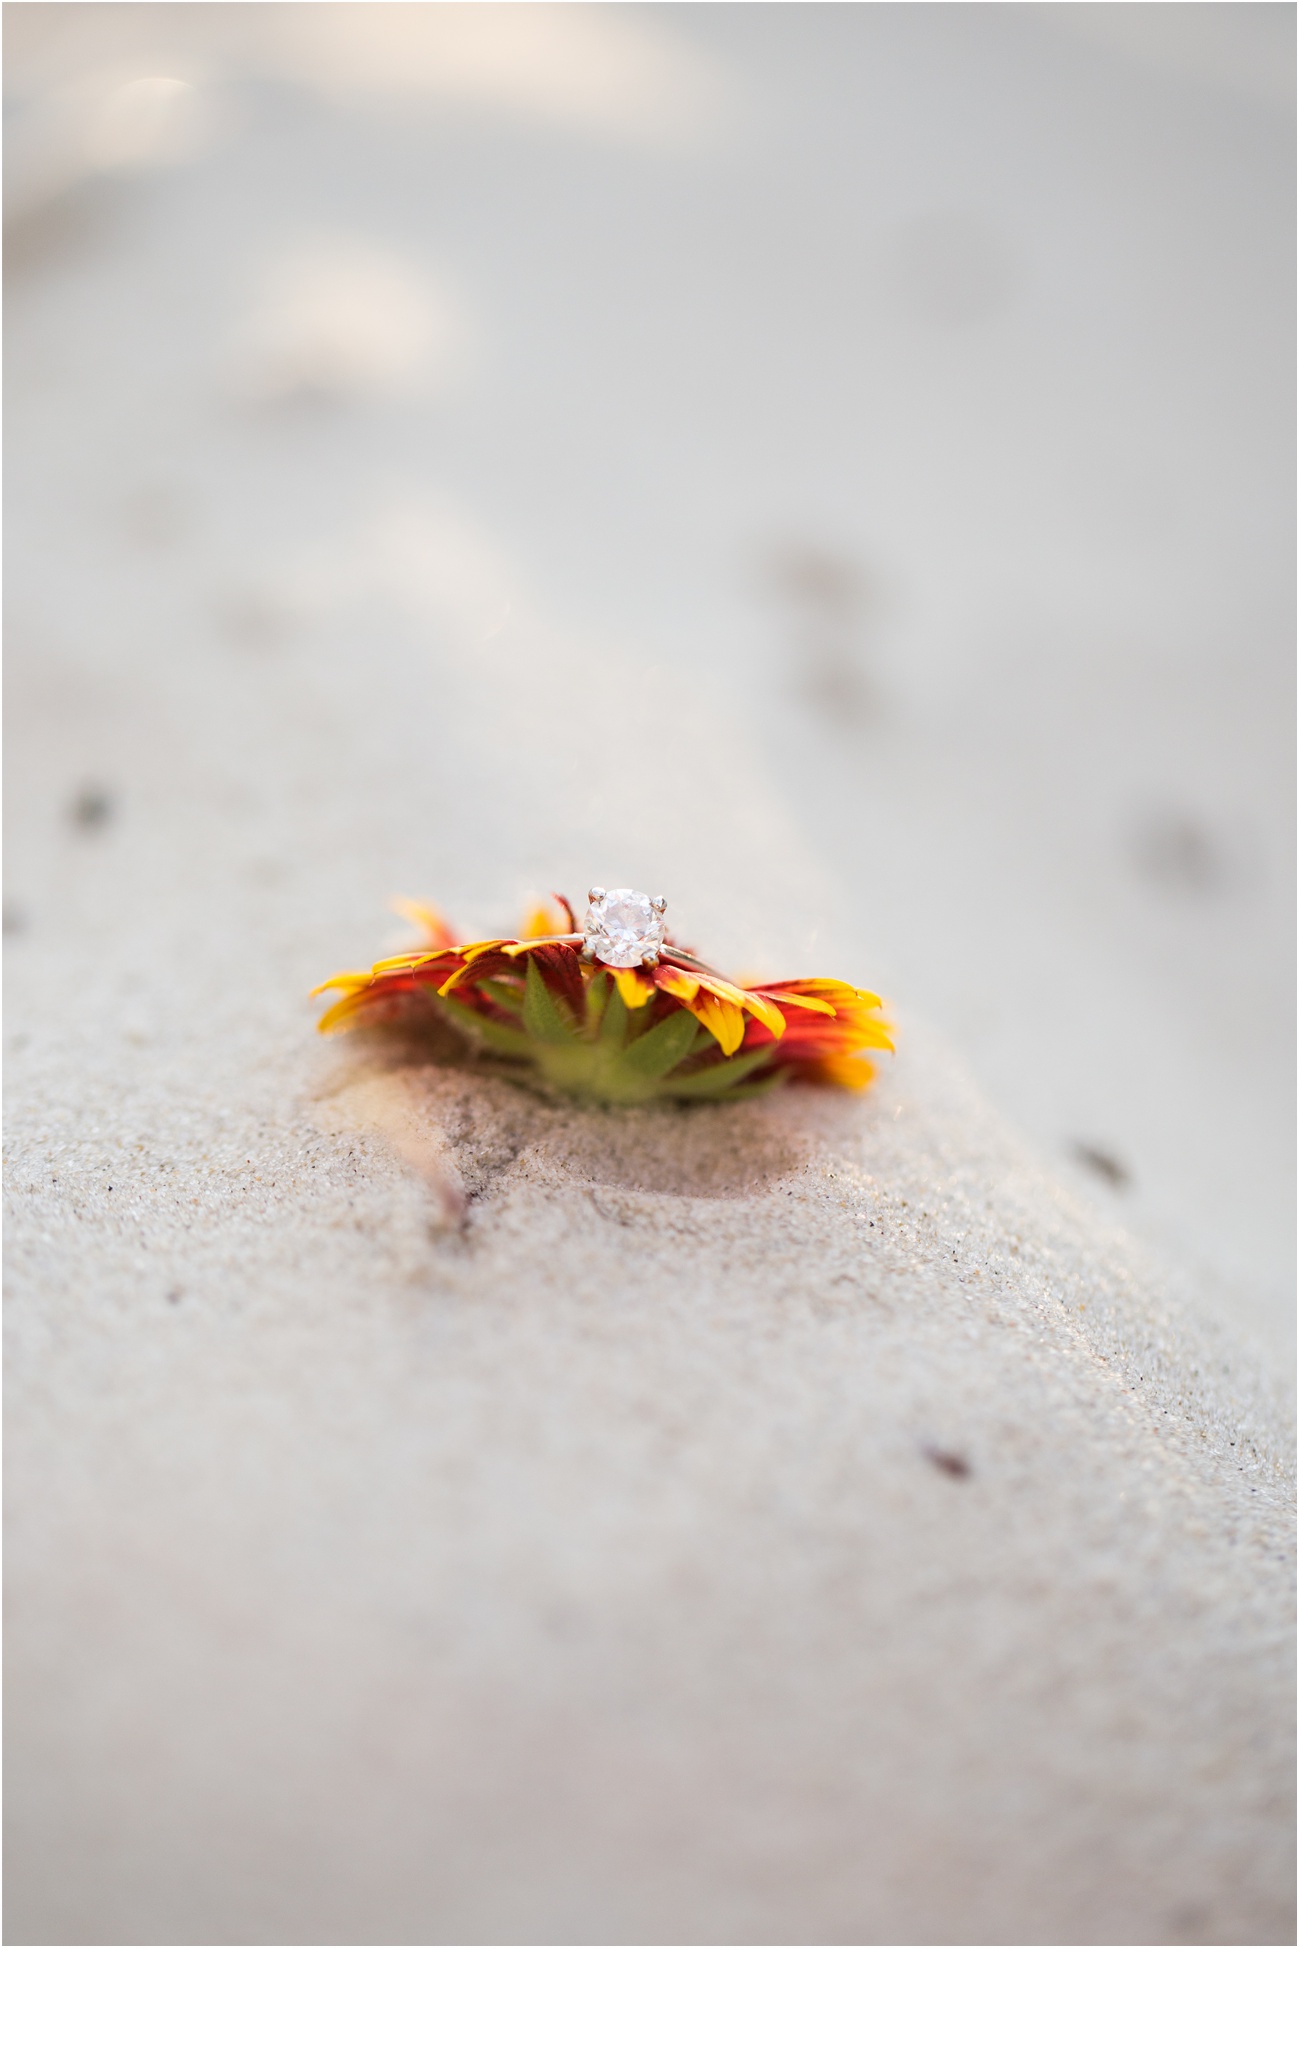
620,1006 -> 704,1081
662,1047 -> 775,1098
597,978 -> 629,1050
479,976 -> 525,1016
523,955 -> 578,1044
691,1069 -> 790,1103
434,993 -> 531,1057
584,972 -> 611,1032
433,971 -> 784,1109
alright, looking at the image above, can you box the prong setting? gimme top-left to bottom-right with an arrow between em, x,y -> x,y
588,887 -> 606,904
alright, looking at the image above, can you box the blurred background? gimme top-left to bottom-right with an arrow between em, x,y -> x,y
6,0 -> 1294,1349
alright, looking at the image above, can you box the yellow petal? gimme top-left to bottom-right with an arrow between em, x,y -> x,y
654,962 -> 700,1004
815,1053 -> 881,1091
501,934 -> 581,957
691,991 -> 746,1055
770,978 -> 882,1011
438,942 -> 500,994
687,972 -> 785,1041
315,988 -> 380,1034
310,972 -> 372,999
762,988 -> 837,1017
369,950 -> 439,974
614,968 -> 655,1010
736,990 -> 786,1038
692,969 -> 747,1003
518,894 -> 574,939
389,897 -> 455,946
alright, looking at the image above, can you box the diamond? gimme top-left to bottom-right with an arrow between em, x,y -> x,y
584,888 -> 665,969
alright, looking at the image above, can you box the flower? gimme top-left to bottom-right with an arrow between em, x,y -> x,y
312,894 -> 892,1106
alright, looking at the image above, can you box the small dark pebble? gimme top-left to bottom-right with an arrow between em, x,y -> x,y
166,1288 -> 184,1305
923,1446 -> 971,1480
1072,1142 -> 1130,1189
70,785 -> 114,831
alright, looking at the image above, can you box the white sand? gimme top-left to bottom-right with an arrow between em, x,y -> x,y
4,5 -> 1293,1941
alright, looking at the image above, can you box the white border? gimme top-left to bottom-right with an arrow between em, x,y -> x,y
2,1945 -> 1297,2048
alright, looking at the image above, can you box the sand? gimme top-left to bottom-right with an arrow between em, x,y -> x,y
4,4 -> 1293,1942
